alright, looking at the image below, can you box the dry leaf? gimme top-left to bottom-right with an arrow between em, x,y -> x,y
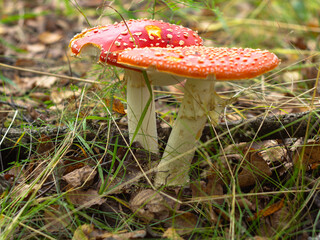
34,76 -> 57,88
130,189 -> 175,222
43,205 -> 71,233
73,224 -> 146,240
99,230 -> 146,239
238,148 -> 272,188
164,211 -> 198,235
191,175 -> 224,204
50,88 -> 81,104
259,140 -> 287,163
162,227 -> 184,240
29,92 -> 51,102
256,204 -> 292,237
248,198 -> 285,221
62,165 -> 96,188
11,183 -> 41,200
73,224 -> 94,240
67,189 -> 105,207
38,31 -> 62,44
26,43 -> 46,53
293,139 -> 320,168
105,98 -> 126,115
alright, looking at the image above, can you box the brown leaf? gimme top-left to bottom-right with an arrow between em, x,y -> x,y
73,224 -> 94,240
34,76 -> 57,88
43,205 -> 71,233
293,139 -> 320,168
38,31 -> 62,44
29,92 -> 51,102
258,140 -> 287,163
105,98 -> 126,115
99,230 -> 147,239
162,227 -> 184,240
238,148 -> 272,187
73,224 -> 146,240
66,189 -> 105,207
11,183 -> 41,201
164,211 -> 198,235
50,88 -> 81,104
248,198 -> 285,221
130,189 -> 175,222
191,175 -> 224,204
255,204 -> 292,237
62,165 -> 96,188
26,43 -> 46,53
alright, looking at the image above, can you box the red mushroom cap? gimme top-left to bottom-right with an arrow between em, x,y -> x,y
69,19 -> 203,66
117,46 -> 280,80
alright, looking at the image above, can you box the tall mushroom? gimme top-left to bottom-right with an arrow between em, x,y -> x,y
69,19 -> 202,153
117,46 -> 280,186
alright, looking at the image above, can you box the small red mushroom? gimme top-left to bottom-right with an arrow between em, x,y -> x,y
117,46 -> 280,186
69,19 -> 202,153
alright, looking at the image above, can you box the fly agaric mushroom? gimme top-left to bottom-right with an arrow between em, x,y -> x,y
69,19 -> 202,153
117,46 -> 280,186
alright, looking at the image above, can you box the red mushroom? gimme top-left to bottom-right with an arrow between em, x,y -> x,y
117,46 -> 280,186
69,19 -> 202,153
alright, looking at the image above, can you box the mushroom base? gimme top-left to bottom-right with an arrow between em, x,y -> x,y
126,69 -> 158,154
155,77 -> 220,186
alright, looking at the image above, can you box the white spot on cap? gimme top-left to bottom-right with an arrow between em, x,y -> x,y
167,29 -> 173,32
121,30 -> 128,35
114,41 -> 121,47
167,34 -> 173,39
133,32 -> 142,36
179,40 -> 184,46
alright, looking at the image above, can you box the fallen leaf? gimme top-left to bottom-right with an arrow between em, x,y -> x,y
238,148 -> 272,187
293,139 -> 320,168
43,205 -> 71,233
50,88 -> 81,104
99,230 -> 147,239
258,140 -> 287,163
29,92 -> 51,102
38,31 -> 62,44
34,76 -> 57,88
164,211 -> 198,235
67,189 -> 105,207
62,165 -> 96,188
73,224 -> 146,240
162,227 -> 184,240
73,224 -> 94,240
130,189 -> 175,222
105,98 -> 126,115
26,43 -> 46,53
11,183 -> 41,201
256,204 -> 292,237
36,135 -> 54,154
248,198 -> 285,222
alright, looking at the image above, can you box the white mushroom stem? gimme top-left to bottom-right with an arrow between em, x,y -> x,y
125,69 -> 158,154
155,76 -> 223,186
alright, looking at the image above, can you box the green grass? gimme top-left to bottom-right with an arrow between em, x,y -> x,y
0,0 -> 320,239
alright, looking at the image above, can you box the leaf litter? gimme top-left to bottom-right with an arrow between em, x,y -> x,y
0,0 -> 320,239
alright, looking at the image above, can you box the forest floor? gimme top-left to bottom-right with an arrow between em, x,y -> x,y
0,0 -> 320,239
